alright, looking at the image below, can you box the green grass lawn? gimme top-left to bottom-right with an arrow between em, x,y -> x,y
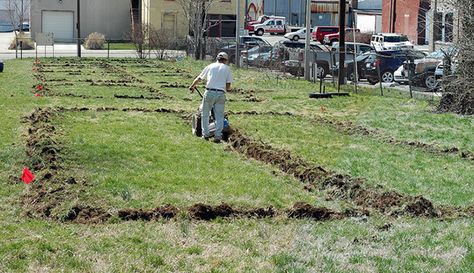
106,42 -> 136,50
0,58 -> 472,272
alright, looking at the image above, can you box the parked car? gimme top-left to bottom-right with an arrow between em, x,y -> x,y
242,45 -> 274,66
251,17 -> 287,36
16,22 -> 30,32
278,41 -> 331,78
219,36 -> 270,63
323,28 -> 360,45
332,52 -> 372,81
284,28 -> 312,41
364,50 -> 425,84
0,23 -> 14,32
370,33 -> 414,51
0,59 -> 3,72
394,48 -> 457,89
311,26 -> 339,44
330,42 -> 373,64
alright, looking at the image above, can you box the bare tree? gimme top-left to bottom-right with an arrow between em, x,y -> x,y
6,0 -> 28,31
438,0 -> 474,115
6,0 -> 30,49
126,23 -> 154,59
149,28 -> 177,60
176,0 -> 218,60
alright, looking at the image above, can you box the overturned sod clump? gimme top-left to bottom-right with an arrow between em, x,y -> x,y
22,108 -> 76,218
226,129 -> 472,218
321,175 -> 438,217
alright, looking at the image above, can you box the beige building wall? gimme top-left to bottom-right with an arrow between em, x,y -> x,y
31,0 -> 131,42
144,0 -> 245,38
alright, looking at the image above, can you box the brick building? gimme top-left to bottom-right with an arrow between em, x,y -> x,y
382,0 -> 430,45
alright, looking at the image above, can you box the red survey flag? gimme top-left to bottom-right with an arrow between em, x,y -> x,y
21,167 -> 35,184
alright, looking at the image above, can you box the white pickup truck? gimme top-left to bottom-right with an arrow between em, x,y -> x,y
250,17 -> 287,36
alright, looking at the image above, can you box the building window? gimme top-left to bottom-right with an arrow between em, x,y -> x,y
445,12 -> 453,43
208,14 -> 236,37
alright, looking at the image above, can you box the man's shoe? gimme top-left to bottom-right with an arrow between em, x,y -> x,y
202,135 -> 210,141
212,138 -> 221,143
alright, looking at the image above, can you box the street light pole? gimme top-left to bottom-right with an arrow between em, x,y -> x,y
77,0 -> 81,57
304,0 -> 311,80
236,0 -> 241,67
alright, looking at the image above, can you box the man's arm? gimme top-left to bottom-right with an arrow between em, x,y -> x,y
189,77 -> 201,92
189,66 -> 209,92
226,70 -> 233,92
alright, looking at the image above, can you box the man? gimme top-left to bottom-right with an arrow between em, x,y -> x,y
189,52 -> 233,143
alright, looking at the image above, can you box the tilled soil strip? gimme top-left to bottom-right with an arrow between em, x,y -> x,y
64,202 -> 371,224
33,62 -> 171,100
229,111 -> 474,162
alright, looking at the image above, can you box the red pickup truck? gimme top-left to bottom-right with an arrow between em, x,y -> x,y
323,28 -> 360,45
311,26 -> 339,43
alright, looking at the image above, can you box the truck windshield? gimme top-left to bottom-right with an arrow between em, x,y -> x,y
384,35 -> 409,42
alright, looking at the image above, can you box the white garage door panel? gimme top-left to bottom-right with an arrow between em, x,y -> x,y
42,11 -> 74,42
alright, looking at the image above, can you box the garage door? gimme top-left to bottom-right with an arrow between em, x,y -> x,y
42,11 -> 74,42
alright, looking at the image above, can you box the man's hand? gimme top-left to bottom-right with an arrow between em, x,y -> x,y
189,85 -> 195,93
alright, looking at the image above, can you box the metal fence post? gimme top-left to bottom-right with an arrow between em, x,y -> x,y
408,57 -> 413,99
377,57 -> 383,96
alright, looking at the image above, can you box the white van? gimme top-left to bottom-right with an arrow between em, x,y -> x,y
371,33 -> 414,51
252,18 -> 287,36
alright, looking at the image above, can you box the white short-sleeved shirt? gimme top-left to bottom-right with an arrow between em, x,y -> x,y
198,62 -> 233,92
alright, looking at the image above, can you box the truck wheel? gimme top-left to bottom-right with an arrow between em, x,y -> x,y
256,29 -> 264,36
317,66 -> 327,79
381,70 -> 394,83
292,35 -> 300,41
424,74 -> 438,90
348,72 -> 355,82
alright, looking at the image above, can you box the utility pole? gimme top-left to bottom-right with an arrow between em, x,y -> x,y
431,0 -> 437,52
77,0 -> 81,57
21,0 -> 23,29
337,0 -> 346,87
304,0 -> 311,80
235,0 -> 241,67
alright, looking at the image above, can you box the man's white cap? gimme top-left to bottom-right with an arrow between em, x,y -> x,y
216,52 -> 229,60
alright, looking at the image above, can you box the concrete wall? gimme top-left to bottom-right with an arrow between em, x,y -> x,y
31,0 -> 131,42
